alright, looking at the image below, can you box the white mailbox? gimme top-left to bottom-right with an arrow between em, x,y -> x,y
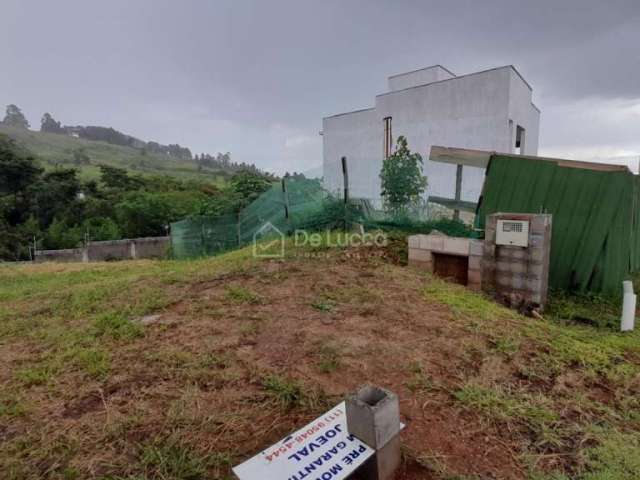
496,219 -> 529,247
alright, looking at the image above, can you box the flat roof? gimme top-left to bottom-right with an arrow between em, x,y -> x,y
387,64 -> 456,79
324,65 -> 536,119
429,145 -> 631,173
323,107 -> 375,121
377,65 -> 532,98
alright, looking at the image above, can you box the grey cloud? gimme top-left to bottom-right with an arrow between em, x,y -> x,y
1,0 -> 639,172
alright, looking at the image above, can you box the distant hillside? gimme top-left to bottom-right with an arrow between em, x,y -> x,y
0,124 -> 245,184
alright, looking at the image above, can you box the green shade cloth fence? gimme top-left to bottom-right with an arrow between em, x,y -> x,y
170,177 -> 328,258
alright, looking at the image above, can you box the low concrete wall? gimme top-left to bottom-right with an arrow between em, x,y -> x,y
34,248 -> 86,263
132,236 -> 171,259
34,236 -> 170,263
408,233 -> 483,291
87,239 -> 131,262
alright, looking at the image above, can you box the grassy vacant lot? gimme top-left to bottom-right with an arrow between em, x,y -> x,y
0,124 -> 226,184
1,240 -> 639,479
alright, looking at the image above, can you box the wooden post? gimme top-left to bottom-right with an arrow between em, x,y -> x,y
282,177 -> 291,234
341,156 -> 349,204
454,164 -> 463,221
236,212 -> 242,247
341,156 -> 349,231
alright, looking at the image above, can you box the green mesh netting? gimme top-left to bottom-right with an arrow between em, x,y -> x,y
170,176 -> 472,259
171,177 -> 329,258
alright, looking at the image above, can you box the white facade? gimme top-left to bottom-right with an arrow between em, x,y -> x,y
322,65 -> 540,202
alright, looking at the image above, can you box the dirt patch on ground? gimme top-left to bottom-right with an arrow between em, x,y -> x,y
115,253 -> 525,479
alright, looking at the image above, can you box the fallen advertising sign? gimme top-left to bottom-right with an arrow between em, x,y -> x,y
232,402 -> 374,480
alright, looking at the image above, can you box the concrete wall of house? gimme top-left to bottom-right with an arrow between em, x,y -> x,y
322,66 -> 540,203
322,108 -> 380,199
34,236 -> 170,263
507,68 -> 540,155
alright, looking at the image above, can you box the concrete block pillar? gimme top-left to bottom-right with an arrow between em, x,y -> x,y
346,385 -> 401,480
482,213 -> 552,311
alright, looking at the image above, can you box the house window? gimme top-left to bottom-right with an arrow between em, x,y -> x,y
383,117 -> 393,158
515,125 -> 526,154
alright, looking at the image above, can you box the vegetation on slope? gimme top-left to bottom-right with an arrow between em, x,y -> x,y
0,134 -> 273,260
0,239 -> 639,479
0,123 -> 228,184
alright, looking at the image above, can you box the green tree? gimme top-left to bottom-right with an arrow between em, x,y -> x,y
0,135 -> 42,197
45,217 -> 84,249
2,104 -> 30,129
99,165 -> 145,191
229,169 -> 273,209
115,191 -> 204,238
40,113 -> 64,133
379,136 -> 427,215
82,217 -> 120,241
33,168 -> 82,228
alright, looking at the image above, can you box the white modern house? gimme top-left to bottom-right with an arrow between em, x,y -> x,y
321,65 -> 540,204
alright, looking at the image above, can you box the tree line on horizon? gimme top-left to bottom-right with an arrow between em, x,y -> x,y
1,104 -> 265,174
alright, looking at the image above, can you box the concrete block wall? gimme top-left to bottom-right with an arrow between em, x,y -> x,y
34,248 -> 86,263
408,233 -> 483,291
408,234 -> 470,270
467,239 -> 484,291
482,213 -> 552,309
35,236 -> 170,263
87,239 -> 131,262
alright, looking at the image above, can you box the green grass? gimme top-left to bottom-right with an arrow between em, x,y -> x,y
405,362 -> 435,393
582,430 -> 640,480
0,394 -> 27,418
2,240 -> 640,479
263,375 -> 304,409
311,298 -> 335,312
225,286 -> 264,304
316,342 -> 342,374
454,383 -> 558,428
139,438 -> 212,480
424,275 -> 513,322
92,312 -> 144,340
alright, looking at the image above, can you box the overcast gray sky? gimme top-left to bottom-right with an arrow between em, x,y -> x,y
2,0 -> 639,173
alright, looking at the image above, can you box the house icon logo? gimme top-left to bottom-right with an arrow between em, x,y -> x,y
253,222 -> 285,258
